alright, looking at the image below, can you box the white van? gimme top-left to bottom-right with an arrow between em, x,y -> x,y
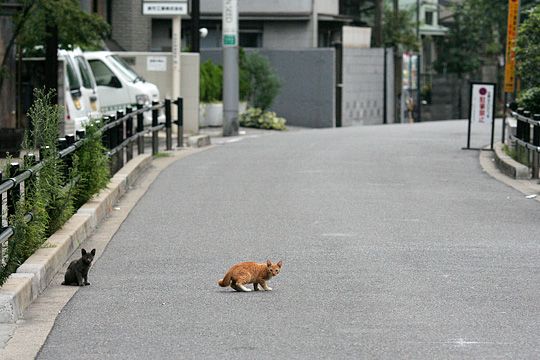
59,51 -> 90,135
71,48 -> 101,119
84,51 -> 161,125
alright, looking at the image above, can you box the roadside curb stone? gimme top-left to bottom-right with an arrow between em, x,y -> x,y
0,153 -> 152,323
493,142 -> 530,179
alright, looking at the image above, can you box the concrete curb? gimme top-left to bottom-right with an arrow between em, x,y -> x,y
493,142 -> 530,179
0,154 -> 152,323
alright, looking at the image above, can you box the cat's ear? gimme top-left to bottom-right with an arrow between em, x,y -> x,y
266,259 -> 272,267
90,249 -> 96,256
81,248 -> 87,256
277,260 -> 283,268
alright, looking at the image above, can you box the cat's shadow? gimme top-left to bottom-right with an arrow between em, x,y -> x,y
216,289 -> 276,294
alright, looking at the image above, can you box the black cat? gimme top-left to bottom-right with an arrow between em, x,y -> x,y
62,248 -> 96,286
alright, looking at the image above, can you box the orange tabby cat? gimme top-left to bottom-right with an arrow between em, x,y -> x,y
218,259 -> 283,292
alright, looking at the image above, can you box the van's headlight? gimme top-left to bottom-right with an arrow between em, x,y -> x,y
136,94 -> 150,105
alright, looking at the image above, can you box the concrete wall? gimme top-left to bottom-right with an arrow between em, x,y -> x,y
115,52 -> 200,135
263,22 -> 313,49
342,48 -> 394,126
202,0 -> 313,13
201,48 -> 335,128
314,0 -> 339,15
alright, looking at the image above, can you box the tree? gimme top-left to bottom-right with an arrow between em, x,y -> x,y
15,0 -> 109,52
382,6 -> 418,51
515,4 -> 540,113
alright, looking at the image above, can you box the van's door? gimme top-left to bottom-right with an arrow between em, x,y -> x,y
88,59 -> 131,116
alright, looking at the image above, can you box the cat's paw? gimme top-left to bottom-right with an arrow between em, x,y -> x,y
264,287 -> 272,291
84,282 -> 90,286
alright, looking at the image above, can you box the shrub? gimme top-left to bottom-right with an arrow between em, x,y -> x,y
0,89 -> 110,285
72,119 -> 110,209
239,107 -> 287,130
200,60 -> 223,103
515,5 -> 540,90
517,87 -> 540,114
241,51 -> 281,111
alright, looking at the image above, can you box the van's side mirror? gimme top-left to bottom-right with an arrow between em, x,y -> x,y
108,76 -> 122,88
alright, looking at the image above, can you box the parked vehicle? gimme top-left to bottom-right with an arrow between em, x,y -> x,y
58,50 -> 91,134
70,48 -> 101,119
84,51 -> 162,125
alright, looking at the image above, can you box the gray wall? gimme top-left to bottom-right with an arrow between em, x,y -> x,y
263,22 -> 313,49
342,48 -> 394,126
201,48 -> 335,128
202,0 -> 313,13
111,0 -> 151,51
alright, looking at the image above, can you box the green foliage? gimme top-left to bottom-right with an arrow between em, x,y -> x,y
239,48 -> 251,102
239,107 -> 287,130
15,0 -> 110,52
241,51 -> 281,111
516,5 -> 540,90
200,60 -> 223,103
0,88 -> 110,285
72,119 -> 110,209
517,87 -> 540,114
382,6 -> 419,51
26,88 -> 75,236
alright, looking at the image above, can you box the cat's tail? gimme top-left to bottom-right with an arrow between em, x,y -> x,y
218,272 -> 231,287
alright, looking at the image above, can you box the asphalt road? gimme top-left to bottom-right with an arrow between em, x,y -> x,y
38,121 -> 539,359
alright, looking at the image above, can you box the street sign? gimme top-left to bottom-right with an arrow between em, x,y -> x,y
222,0 -> 238,47
504,0 -> 520,94
471,83 -> 495,124
142,1 -> 187,16
464,82 -> 497,151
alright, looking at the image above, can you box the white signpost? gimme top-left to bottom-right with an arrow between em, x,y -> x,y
464,82 -> 496,150
142,1 -> 187,103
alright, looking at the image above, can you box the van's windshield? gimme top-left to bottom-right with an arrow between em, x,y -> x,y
107,55 -> 144,83
76,56 -> 96,89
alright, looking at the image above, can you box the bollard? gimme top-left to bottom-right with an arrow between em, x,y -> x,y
152,100 -> 159,155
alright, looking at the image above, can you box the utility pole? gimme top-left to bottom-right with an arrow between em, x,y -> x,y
374,0 -> 384,47
222,0 -> 239,136
44,20 -> 59,105
393,0 -> 401,123
190,0 -> 200,52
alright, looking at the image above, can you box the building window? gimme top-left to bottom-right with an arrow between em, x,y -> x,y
425,11 -> 434,26
239,31 -> 262,48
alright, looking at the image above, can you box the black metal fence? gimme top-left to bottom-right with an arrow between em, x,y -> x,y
510,107 -> 540,179
0,97 -> 184,256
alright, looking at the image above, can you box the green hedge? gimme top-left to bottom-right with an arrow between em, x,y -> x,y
0,89 -> 110,286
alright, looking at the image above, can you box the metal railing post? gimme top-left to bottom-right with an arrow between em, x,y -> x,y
165,98 -> 172,151
152,100 -> 159,155
126,106 -> 133,162
0,170 -> 3,229
136,104 -> 144,155
116,110 -> 125,170
176,97 -> 183,148
23,154 -> 36,196
533,114 -> 540,179
7,162 -> 20,218
108,115 -> 117,174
